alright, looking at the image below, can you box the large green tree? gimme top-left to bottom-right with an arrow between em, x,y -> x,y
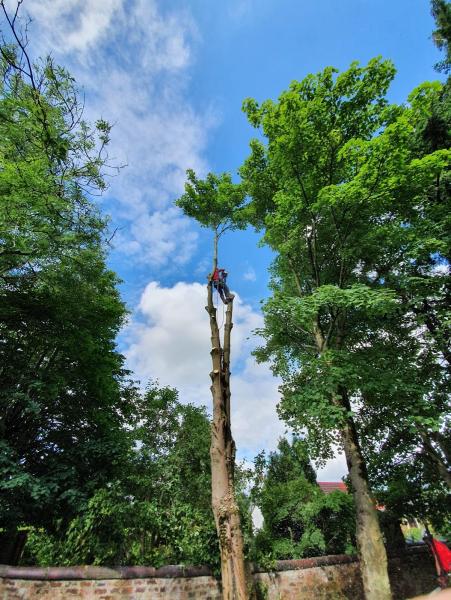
239,58 -> 427,600
23,384 -> 219,569
0,12 -> 134,544
357,9 -> 451,530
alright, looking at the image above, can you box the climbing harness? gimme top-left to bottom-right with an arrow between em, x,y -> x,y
211,263 -> 232,333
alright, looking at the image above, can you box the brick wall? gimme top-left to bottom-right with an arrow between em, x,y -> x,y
0,546 -> 437,600
0,576 -> 221,600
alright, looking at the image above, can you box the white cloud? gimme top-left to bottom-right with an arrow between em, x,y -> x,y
243,266 -> 257,282
25,0 -> 122,54
127,0 -> 194,73
24,0 -> 214,267
316,453 -> 347,482
121,207 -> 199,267
231,358 -> 285,455
124,280 -> 351,471
126,281 -> 261,389
126,281 -> 212,391
432,263 -> 449,275
26,0 -> 192,69
125,281 -> 284,457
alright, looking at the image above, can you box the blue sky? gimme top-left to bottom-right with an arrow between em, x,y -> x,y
22,0 -> 442,477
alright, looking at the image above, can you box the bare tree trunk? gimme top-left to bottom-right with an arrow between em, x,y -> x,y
334,388 -> 392,600
207,233 -> 249,600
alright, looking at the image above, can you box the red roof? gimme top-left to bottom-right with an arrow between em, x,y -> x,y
318,482 -> 347,494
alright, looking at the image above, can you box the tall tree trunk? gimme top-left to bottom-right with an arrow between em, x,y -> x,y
334,388 -> 392,600
207,233 -> 249,600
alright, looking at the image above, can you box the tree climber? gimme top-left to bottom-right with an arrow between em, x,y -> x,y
211,267 -> 235,304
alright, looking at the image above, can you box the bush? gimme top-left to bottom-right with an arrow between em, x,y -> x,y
23,485 -> 219,568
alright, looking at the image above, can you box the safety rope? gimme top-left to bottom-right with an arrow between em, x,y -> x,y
218,297 -> 225,330
215,287 -> 225,330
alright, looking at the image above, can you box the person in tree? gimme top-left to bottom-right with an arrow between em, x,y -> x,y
211,267 -> 235,304
423,530 -> 451,590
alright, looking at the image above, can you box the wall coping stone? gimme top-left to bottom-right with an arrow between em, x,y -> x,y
253,553 -> 358,574
0,565 -> 212,580
0,544 -> 429,581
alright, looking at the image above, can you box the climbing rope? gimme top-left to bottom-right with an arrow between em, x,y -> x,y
218,297 -> 225,330
214,287 -> 225,330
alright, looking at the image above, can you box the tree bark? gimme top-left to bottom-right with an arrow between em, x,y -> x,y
334,388 -> 392,600
300,265 -> 392,600
418,428 -> 451,489
429,430 -> 451,466
207,234 -> 249,600
411,300 -> 451,369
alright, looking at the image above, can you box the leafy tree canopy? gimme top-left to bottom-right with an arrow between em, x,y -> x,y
431,0 -> 451,73
23,384 -> 221,569
176,169 -> 247,236
240,59 -> 450,477
0,36 -> 133,537
251,438 -> 355,562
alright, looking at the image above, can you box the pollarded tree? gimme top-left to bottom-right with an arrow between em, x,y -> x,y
176,171 -> 251,600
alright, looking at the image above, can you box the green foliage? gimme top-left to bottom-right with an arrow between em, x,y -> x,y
254,580 -> 270,600
241,57 -> 450,480
20,527 -> 60,567
25,487 -> 216,568
0,40 -> 133,536
357,68 -> 451,527
251,439 -> 355,563
22,385 -> 220,569
241,57 -> 397,231
175,169 -> 247,234
240,57 -> 450,559
403,526 -> 423,544
431,0 -> 451,73
0,55 -> 111,279
367,439 -> 451,537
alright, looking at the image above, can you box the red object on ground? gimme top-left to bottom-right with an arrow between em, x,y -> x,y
432,539 -> 451,573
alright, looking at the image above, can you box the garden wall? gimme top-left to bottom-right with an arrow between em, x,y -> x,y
0,545 -> 437,599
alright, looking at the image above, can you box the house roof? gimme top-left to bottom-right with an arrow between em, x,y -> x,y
318,481 -> 347,494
